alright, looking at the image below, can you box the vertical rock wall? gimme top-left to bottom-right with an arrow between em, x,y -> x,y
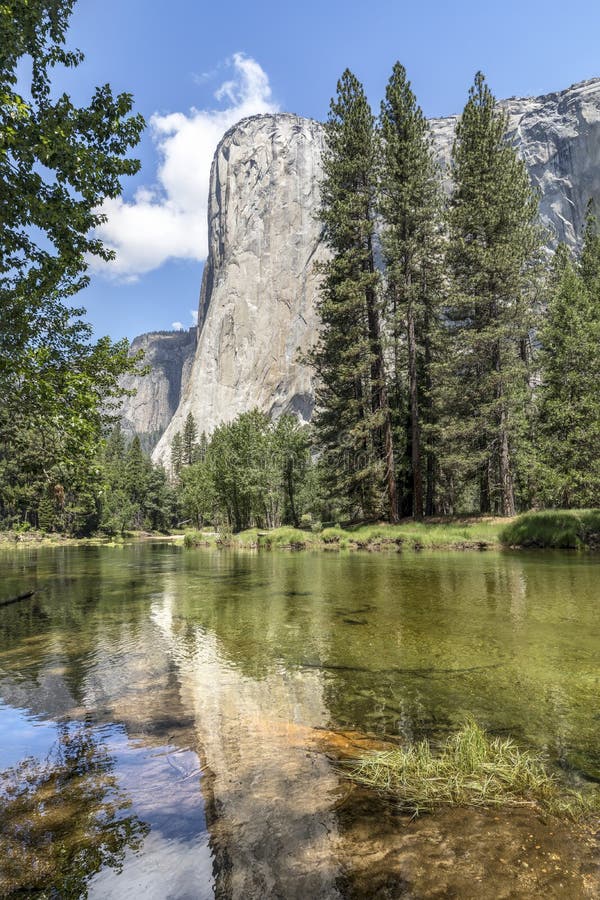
153,114 -> 327,462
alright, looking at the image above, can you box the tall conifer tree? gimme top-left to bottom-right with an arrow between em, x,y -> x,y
441,72 -> 541,515
536,219 -> 600,506
311,70 -> 398,521
378,63 -> 444,517
183,413 -> 198,466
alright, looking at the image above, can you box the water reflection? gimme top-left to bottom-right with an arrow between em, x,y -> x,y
0,544 -> 598,897
0,722 -> 148,897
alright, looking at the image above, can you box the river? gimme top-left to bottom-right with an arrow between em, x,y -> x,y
0,544 -> 598,898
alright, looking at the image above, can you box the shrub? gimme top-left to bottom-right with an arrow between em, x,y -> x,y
500,509 -> 600,549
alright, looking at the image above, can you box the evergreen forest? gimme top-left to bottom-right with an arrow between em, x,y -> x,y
1,2 -> 599,537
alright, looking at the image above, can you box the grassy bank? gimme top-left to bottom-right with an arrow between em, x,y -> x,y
184,510 -> 600,552
499,509 -> 600,549
184,519 -> 503,551
347,719 -> 598,820
5,510 -> 600,552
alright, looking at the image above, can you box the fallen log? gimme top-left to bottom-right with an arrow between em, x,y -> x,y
0,590 -> 36,608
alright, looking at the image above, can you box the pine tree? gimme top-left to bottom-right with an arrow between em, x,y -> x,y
310,69 -> 398,522
537,224 -> 600,507
378,62 -> 445,517
440,72 -> 542,516
171,432 -> 183,478
182,413 -> 198,466
580,202 -> 600,287
125,435 -> 150,527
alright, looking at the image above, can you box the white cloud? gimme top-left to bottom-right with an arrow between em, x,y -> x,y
94,53 -> 279,280
190,309 -> 198,325
171,321 -> 184,331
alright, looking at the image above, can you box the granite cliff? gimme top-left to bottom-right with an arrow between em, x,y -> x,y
119,327 -> 197,449
124,79 -> 600,464
430,78 -> 600,246
152,113 -> 327,463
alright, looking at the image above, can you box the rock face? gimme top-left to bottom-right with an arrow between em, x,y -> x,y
429,78 -> 600,246
152,114 -> 327,463
120,327 -> 197,450
145,79 -> 600,463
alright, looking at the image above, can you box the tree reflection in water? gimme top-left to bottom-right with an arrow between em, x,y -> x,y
0,722 -> 148,897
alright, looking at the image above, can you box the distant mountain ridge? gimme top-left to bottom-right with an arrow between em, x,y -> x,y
120,327 -> 197,449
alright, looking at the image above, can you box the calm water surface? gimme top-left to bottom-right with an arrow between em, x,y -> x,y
0,544 -> 598,897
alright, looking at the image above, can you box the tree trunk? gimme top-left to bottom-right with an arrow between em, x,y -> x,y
407,301 -> 423,519
499,404 -> 516,516
422,293 -> 436,516
287,468 -> 299,527
494,336 -> 516,516
365,242 -> 398,524
480,462 -> 491,514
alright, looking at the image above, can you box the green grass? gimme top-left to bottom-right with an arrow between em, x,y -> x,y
183,519 -> 504,551
346,719 -> 598,819
183,529 -> 218,547
500,509 -> 600,549
236,527 -> 316,549
183,512 -> 600,552
318,520 -> 501,550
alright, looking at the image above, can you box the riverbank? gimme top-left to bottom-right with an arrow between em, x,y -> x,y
3,509 -> 599,552
185,519 -> 503,551
0,531 -> 183,549
185,510 -> 600,551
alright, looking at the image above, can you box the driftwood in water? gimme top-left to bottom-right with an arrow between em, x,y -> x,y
0,590 -> 36,609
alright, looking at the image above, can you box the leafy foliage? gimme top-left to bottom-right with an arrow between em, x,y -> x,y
0,0 -> 145,534
172,411 -> 313,532
0,0 -> 144,386
0,724 -> 148,897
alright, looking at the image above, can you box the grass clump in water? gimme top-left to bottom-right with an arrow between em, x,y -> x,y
183,529 -> 218,547
500,509 -> 600,549
348,719 -> 598,819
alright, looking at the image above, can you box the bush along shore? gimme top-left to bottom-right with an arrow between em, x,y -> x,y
499,509 -> 600,549
183,509 -> 600,552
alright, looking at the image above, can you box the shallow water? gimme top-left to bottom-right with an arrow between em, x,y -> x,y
0,544 -> 598,897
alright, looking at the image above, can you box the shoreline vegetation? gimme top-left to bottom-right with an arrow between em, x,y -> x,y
183,509 -> 600,552
2,510 -> 599,553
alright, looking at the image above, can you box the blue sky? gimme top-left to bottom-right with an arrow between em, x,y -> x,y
58,0 -> 600,341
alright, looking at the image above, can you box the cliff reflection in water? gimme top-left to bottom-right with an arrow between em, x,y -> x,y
0,544 -> 599,897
